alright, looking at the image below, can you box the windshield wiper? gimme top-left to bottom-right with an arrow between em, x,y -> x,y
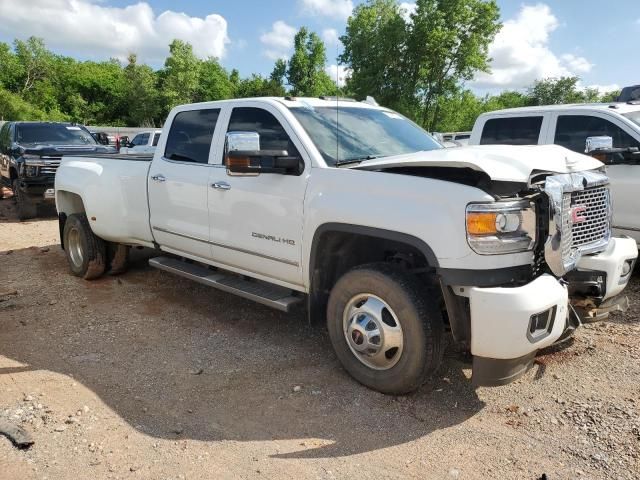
334,155 -> 380,167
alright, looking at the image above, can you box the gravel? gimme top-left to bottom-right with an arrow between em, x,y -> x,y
1,200 -> 639,479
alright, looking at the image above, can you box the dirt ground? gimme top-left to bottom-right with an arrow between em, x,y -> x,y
1,194 -> 639,480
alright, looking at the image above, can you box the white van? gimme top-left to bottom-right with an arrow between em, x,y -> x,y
470,103 -> 640,245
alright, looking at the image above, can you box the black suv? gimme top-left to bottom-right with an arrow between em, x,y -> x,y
0,122 -> 116,219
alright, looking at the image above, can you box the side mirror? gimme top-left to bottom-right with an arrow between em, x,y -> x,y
225,131 -> 301,175
585,136 -> 613,153
226,150 -> 301,175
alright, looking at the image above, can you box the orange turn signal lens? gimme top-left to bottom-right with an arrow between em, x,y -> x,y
466,212 -> 498,235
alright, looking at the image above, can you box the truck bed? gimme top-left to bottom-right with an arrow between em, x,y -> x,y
56,154 -> 154,246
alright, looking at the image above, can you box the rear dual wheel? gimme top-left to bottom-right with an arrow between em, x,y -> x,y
63,214 -> 130,280
327,263 -> 444,395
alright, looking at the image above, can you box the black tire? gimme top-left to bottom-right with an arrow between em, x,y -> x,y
13,179 -> 37,221
327,263 -> 444,394
63,213 -> 107,280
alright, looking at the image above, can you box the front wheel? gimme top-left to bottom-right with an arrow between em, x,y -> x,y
13,180 -> 37,220
63,213 -> 107,280
326,263 -> 444,394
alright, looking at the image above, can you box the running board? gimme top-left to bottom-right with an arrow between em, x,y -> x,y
148,256 -> 302,312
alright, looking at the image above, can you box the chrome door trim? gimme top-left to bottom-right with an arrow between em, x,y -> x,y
151,226 -> 300,267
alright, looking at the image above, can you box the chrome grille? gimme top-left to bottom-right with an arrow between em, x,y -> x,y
40,156 -> 61,175
570,186 -> 609,248
559,185 -> 610,258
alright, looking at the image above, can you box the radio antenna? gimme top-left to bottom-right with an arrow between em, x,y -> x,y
335,42 -> 340,163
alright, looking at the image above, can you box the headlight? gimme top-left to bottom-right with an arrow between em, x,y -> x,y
23,155 -> 45,166
25,165 -> 39,176
466,200 -> 536,254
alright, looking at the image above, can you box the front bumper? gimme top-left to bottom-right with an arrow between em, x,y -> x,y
468,236 -> 637,386
16,176 -> 56,200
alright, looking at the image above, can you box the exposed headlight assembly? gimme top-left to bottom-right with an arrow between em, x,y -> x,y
466,200 -> 536,254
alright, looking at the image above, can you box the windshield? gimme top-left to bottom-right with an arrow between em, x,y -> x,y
16,124 -> 97,146
622,111 -> 640,129
289,106 -> 441,166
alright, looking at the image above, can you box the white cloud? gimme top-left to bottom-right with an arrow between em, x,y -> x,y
325,64 -> 351,87
299,0 -> 353,20
400,2 -> 416,22
0,0 -> 229,62
561,54 -> 593,74
260,20 -> 297,60
322,28 -> 340,47
474,4 -> 593,89
584,83 -> 620,94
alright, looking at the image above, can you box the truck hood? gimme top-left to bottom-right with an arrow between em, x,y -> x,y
19,144 -> 117,156
354,144 -> 603,183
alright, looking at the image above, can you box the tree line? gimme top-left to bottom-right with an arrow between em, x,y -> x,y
0,0 -> 620,132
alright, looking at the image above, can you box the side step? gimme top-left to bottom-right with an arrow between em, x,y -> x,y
148,256 -> 303,312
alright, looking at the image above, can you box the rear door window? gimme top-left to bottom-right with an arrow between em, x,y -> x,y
555,115 -> 640,152
164,109 -> 221,164
480,116 -> 543,145
152,133 -> 161,147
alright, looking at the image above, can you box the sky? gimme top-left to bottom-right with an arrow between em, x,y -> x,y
0,0 -> 637,93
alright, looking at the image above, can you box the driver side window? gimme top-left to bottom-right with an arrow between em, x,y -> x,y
225,107 -> 299,155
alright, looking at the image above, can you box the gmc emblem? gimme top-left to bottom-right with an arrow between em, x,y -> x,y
571,205 -> 588,224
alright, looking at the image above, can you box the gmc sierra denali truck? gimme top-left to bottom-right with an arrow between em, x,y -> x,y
0,121 -> 116,219
54,97 -> 637,394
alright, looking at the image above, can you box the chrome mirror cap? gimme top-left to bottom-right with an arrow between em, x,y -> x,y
225,131 -> 260,153
585,136 -> 613,153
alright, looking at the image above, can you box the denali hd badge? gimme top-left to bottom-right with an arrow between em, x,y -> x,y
571,205 -> 588,224
252,232 -> 295,246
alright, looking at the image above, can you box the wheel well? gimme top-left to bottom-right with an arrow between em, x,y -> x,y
308,227 -> 437,323
57,191 -> 86,250
56,191 -> 85,216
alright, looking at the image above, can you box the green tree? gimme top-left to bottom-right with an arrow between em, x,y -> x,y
340,0 -> 409,112
0,42 -> 20,91
196,57 -> 235,102
160,40 -> 200,113
341,0 -> 500,130
527,76 -> 585,105
283,27 -> 336,96
122,54 -> 160,126
13,37 -> 53,95
234,74 -> 286,98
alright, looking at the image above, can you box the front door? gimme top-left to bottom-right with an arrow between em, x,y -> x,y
148,108 -> 222,260
208,105 -> 308,288
551,113 -> 640,243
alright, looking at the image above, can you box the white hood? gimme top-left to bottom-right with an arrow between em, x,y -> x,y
354,144 -> 604,183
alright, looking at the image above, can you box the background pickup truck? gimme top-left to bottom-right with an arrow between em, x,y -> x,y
469,102 -> 640,246
119,129 -> 162,155
0,121 -> 115,219
55,97 -> 637,394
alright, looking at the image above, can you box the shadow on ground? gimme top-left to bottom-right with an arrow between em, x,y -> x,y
0,240 -> 485,459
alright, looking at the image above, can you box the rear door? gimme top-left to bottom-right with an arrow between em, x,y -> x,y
148,108 -> 222,260
477,114 -> 547,145
207,104 -> 309,288
549,112 -> 640,242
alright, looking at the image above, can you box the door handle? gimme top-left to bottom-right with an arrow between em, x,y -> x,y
211,181 -> 231,191
151,174 -> 166,182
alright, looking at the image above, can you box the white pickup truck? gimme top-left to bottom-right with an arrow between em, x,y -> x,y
54,97 -> 637,394
119,129 -> 162,155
